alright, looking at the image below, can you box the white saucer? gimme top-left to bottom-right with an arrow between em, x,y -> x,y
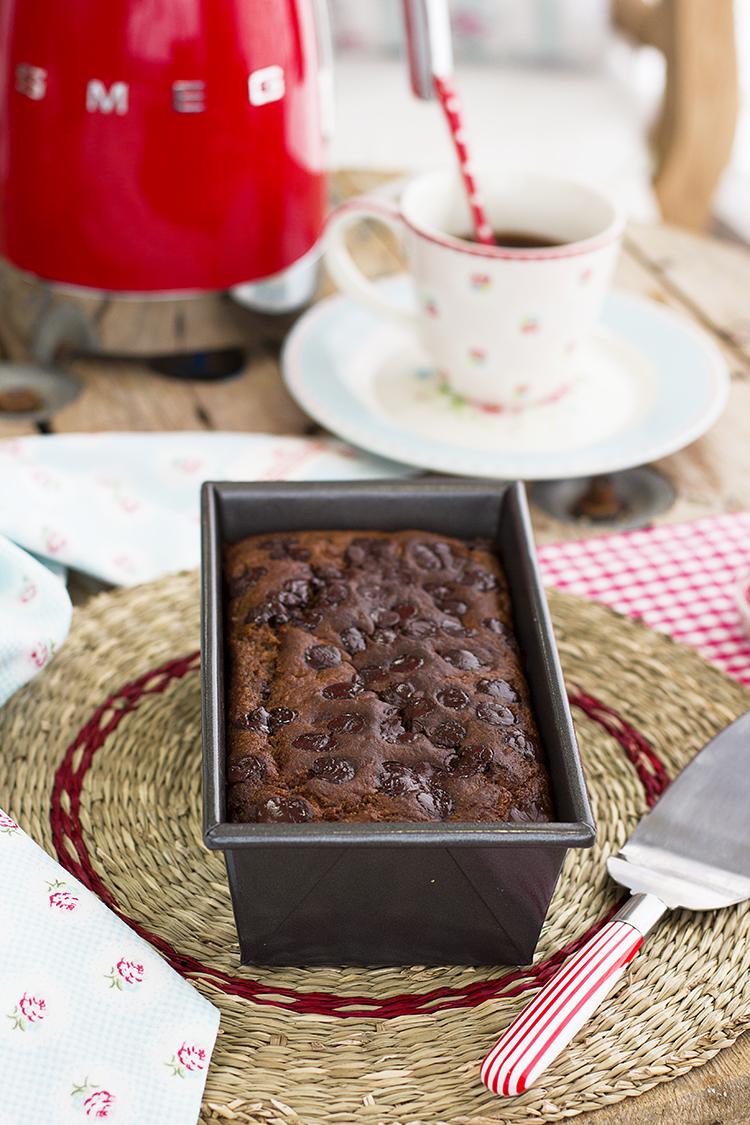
282,277 -> 729,480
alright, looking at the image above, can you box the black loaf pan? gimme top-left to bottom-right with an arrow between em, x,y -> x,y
201,479 -> 595,967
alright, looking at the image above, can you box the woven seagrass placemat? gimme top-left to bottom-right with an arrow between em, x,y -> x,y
2,571 -> 749,1125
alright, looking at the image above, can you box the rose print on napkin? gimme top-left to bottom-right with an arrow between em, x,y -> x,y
47,878 -> 80,912
0,811 -> 19,835
105,959 -> 144,991
1,807 -> 219,1125
7,992 -> 47,1031
71,1081 -> 115,1119
166,1041 -> 208,1078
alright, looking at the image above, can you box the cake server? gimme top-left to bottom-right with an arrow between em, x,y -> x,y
481,708 -> 750,1097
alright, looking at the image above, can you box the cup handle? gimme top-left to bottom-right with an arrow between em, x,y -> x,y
323,197 -> 419,328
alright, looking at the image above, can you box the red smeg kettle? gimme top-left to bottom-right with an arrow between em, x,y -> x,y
0,0 -> 331,296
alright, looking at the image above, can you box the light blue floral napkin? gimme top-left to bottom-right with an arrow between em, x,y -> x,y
0,811 -> 219,1125
0,432 -> 407,586
0,534 -> 72,707
0,431 -> 408,704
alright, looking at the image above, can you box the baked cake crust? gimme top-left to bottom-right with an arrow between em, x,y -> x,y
224,530 -> 553,824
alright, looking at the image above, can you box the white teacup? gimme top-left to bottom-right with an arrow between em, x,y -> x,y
324,169 -> 623,410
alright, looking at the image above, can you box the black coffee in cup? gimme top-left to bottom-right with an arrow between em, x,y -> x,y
460,229 -> 565,249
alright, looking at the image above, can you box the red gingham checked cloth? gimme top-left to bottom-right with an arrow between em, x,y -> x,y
538,511 -> 750,687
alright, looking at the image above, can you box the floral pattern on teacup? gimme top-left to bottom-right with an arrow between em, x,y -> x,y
520,317 -> 540,334
468,347 -> 486,364
469,272 -> 492,292
421,294 -> 439,318
7,992 -> 47,1030
71,1080 -> 115,1119
166,1042 -> 207,1078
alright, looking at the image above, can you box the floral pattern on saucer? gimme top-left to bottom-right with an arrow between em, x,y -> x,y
433,371 -> 572,415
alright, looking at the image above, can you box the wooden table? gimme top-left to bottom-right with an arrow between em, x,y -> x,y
2,171 -> 750,1123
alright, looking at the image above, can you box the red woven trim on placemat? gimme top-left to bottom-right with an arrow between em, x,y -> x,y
49,655 -> 669,1019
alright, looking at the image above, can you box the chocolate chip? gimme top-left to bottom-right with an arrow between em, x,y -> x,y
483,617 -> 509,636
411,542 -> 441,570
403,618 -> 437,638
374,608 -> 400,627
427,584 -> 453,600
441,621 -> 473,637
259,537 -> 303,560
394,603 -> 417,620
278,579 -> 311,607
372,628 -> 397,645
390,653 -> 424,673
310,756 -> 356,784
381,710 -> 407,742
476,701 -> 515,726
340,626 -> 367,654
259,537 -> 288,556
250,796 -> 312,822
322,681 -> 361,700
431,719 -> 466,748
227,754 -> 266,785
300,611 -> 323,631
318,582 -> 349,607
317,564 -> 344,580
328,712 -> 365,734
447,744 -> 494,777
293,732 -> 335,752
244,599 -> 285,626
359,583 -> 385,600
346,537 -> 391,566
410,697 -> 435,719
382,681 -> 418,705
436,687 -> 469,709
433,541 -> 456,567
397,731 -> 419,744
462,566 -> 498,591
441,599 -> 468,617
442,649 -> 480,670
506,730 -> 537,758
417,782 -> 453,819
228,565 -> 267,597
269,707 -> 298,728
477,678 -> 518,702
379,762 -> 420,796
235,706 -> 272,733
305,644 -> 341,670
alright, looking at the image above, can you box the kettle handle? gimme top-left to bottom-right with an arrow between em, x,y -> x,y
311,0 -> 335,141
323,197 -> 419,329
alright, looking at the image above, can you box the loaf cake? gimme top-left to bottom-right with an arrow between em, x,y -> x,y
224,530 -> 553,824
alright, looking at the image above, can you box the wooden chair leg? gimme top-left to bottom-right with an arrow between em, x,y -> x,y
651,0 -> 738,231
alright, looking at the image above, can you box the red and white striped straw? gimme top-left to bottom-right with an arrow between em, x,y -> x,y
433,73 -> 495,247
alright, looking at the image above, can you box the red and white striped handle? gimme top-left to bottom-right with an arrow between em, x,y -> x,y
480,893 -> 668,1097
